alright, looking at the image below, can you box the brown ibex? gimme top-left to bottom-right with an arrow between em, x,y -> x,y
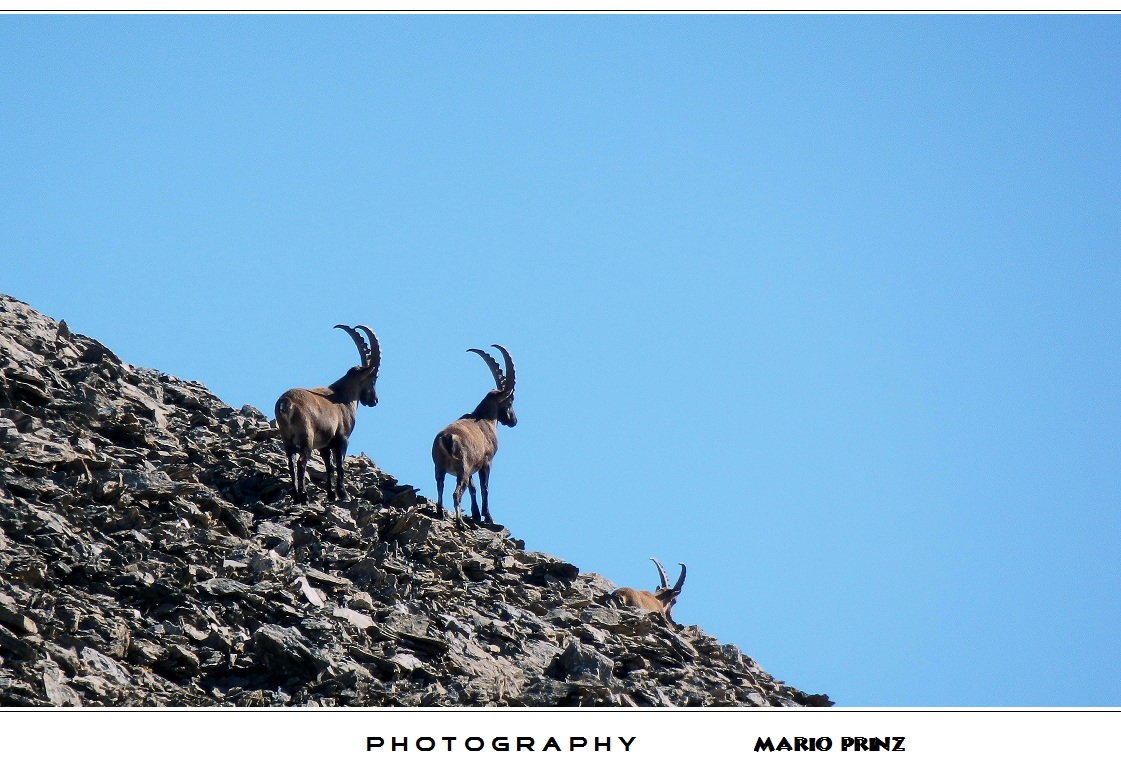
432,344 -> 517,530
611,558 -> 687,628
274,325 -> 380,504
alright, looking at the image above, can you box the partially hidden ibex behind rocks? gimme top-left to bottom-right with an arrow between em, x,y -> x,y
275,324 -> 380,504
432,344 -> 517,530
611,558 -> 688,628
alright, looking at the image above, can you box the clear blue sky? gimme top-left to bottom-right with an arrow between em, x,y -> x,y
3,14 -> 1118,707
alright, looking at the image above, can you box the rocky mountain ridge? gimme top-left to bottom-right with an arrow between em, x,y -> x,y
0,293 -> 831,707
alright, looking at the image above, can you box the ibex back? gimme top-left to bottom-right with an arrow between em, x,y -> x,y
275,324 -> 380,504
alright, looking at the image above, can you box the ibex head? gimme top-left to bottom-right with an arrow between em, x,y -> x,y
334,324 -> 381,408
469,344 -> 517,428
651,557 -> 687,614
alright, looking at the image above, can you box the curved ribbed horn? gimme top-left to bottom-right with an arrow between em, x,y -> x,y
468,348 -> 504,390
356,325 -> 381,376
651,558 -> 670,590
335,324 -> 371,367
671,563 -> 687,594
492,344 -> 515,396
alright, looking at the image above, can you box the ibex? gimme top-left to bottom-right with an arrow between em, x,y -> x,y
274,324 -> 380,504
432,344 -> 517,530
611,558 -> 687,628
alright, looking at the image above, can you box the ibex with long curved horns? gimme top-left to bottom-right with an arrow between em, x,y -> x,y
275,325 -> 380,504
432,344 -> 517,530
611,558 -> 688,628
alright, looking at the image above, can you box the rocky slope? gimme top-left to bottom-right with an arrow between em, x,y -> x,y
0,293 -> 831,707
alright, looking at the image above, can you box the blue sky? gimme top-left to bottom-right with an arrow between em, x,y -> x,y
3,14 -> 1118,707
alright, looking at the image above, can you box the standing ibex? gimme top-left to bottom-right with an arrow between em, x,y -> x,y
275,325 -> 380,504
611,558 -> 688,628
432,344 -> 517,530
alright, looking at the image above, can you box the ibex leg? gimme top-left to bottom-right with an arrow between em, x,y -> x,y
330,439 -> 349,501
453,472 -> 473,527
478,465 -> 493,523
320,447 -> 335,500
289,446 -> 310,504
466,475 -> 481,522
434,467 -> 445,517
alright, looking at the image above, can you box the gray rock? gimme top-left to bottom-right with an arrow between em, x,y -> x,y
552,640 -> 615,685
196,578 -> 251,598
0,625 -> 39,662
332,607 -> 374,631
251,624 -> 330,679
42,661 -> 82,707
0,594 -> 38,635
80,647 -> 131,685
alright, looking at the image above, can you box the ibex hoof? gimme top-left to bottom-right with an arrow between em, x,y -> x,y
292,491 -> 309,505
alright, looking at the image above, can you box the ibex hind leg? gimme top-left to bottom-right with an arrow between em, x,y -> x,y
444,471 -> 469,532
478,465 -> 493,523
285,442 -> 309,504
320,446 -> 336,500
292,450 -> 310,504
328,440 -> 349,501
436,468 -> 463,530
466,476 -> 482,523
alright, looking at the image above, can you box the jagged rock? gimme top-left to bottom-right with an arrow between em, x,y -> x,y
294,576 -> 327,608
42,660 -> 81,707
0,625 -> 39,662
251,624 -> 330,679
0,293 -> 831,707
0,593 -> 38,635
552,640 -> 615,685
80,647 -> 131,685
332,607 -> 374,631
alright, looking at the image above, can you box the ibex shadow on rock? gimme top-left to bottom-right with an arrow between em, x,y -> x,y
274,325 -> 380,504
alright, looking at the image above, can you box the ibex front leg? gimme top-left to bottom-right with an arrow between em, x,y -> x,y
328,437 -> 349,501
320,446 -> 335,501
478,464 -> 493,523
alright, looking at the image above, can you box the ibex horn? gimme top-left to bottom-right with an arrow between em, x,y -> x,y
335,324 -> 372,368
356,325 -> 381,375
671,563 -> 687,594
492,344 -> 515,396
469,348 -> 505,391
